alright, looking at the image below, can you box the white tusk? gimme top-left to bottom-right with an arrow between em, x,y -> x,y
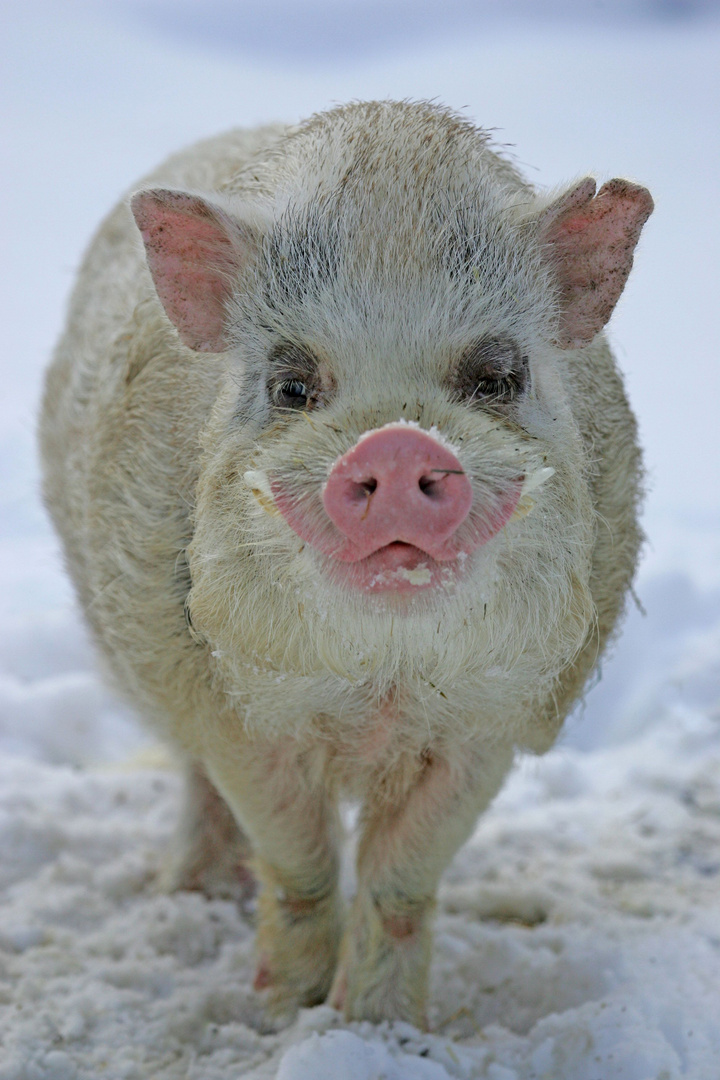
520,466 -> 555,498
243,469 -> 280,516
511,467 -> 555,522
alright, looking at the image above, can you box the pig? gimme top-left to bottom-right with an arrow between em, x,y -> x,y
39,100 -> 653,1028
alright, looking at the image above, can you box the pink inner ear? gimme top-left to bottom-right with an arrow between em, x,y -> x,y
541,178 -> 654,348
131,190 -> 247,353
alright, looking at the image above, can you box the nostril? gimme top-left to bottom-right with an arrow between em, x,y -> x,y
347,477 -> 378,503
418,468 -> 464,498
418,475 -> 439,497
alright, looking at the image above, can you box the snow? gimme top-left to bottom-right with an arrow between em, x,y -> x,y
2,680 -> 719,1077
1,2 -> 719,1077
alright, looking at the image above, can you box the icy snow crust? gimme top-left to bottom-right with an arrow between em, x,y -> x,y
3,3 -> 720,1077
1,633 -> 719,1079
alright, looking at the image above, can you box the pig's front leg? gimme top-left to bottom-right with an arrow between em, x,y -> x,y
329,742 -> 514,1028
203,737 -> 343,1010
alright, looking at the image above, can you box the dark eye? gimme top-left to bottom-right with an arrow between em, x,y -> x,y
452,336 -> 529,406
267,343 -> 322,412
273,379 -> 309,409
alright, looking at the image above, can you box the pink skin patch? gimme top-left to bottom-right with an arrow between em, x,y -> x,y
381,911 -> 421,940
272,424 -> 522,593
253,953 -> 272,991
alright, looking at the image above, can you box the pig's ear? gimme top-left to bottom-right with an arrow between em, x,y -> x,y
539,177 -> 653,349
131,188 -> 257,353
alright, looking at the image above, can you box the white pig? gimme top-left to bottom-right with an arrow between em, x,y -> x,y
39,100 -> 653,1028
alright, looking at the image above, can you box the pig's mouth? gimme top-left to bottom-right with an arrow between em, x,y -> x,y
328,541 -> 452,594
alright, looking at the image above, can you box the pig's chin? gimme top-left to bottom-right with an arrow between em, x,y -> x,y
322,542 -> 464,594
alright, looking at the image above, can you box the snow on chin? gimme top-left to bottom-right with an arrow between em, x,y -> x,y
367,562 -> 434,591
391,564 -> 433,586
329,545 -> 462,593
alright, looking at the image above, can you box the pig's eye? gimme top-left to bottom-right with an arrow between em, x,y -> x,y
272,379 -> 309,409
452,336 -> 529,407
267,344 -> 322,412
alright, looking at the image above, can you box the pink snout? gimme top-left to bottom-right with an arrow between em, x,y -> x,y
322,425 -> 473,563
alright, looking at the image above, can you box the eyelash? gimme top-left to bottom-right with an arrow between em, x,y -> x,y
472,371 -> 525,403
454,340 -> 529,406
272,379 -> 310,408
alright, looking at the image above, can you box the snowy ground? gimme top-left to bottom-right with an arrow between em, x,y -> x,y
1,2 -> 720,1077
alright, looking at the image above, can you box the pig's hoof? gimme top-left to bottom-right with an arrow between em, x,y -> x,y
252,950 -> 328,1004
333,935 -> 430,1027
341,980 -> 429,1029
253,954 -> 335,1011
254,888 -> 343,1011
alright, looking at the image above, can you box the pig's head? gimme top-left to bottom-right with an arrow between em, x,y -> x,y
131,101 -> 652,692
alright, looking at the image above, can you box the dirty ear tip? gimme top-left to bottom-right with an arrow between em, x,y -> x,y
131,187 -> 208,220
575,176 -> 598,201
598,178 -> 654,219
129,189 -> 148,224
130,187 -> 164,209
130,188 -> 169,230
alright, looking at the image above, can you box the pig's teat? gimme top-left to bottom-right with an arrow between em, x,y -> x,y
322,425 -> 473,561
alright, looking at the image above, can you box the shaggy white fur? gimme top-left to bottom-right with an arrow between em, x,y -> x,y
39,100 -> 652,1027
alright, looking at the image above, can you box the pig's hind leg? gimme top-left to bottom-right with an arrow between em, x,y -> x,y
329,742 -> 514,1028
159,760 -> 256,905
203,738 -> 344,1010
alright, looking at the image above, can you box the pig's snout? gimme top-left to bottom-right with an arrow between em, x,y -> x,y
322,426 -> 473,562
268,423 -> 525,588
